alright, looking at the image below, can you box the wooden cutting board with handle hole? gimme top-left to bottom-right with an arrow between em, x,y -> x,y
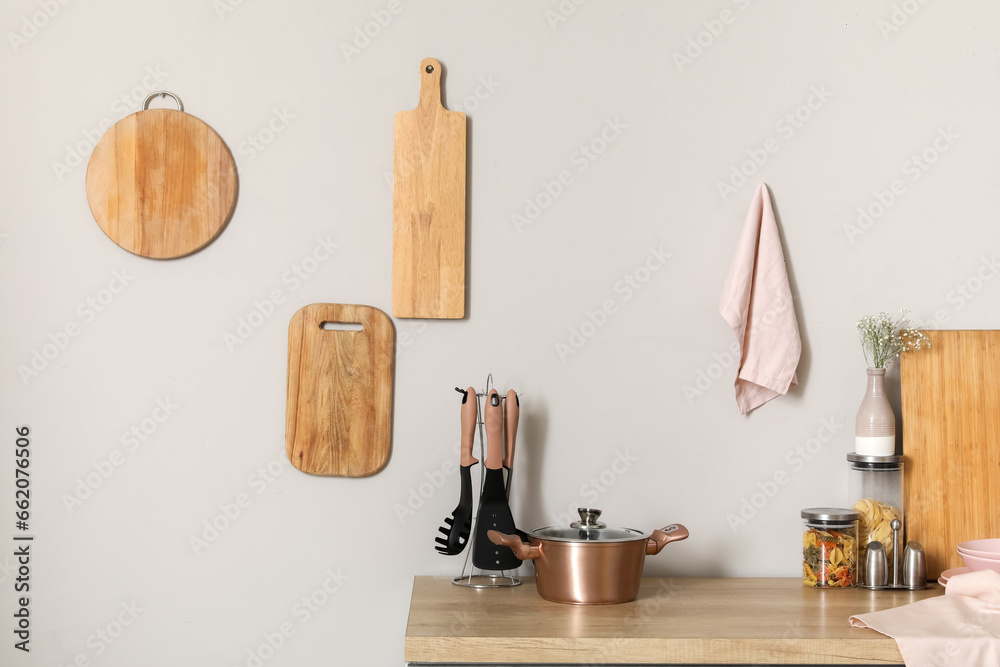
393,57 -> 466,319
286,304 -> 395,477
86,92 -> 238,259
901,329 -> 1000,579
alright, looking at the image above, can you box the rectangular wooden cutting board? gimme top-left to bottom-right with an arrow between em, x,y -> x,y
901,329 -> 1000,579
285,304 -> 394,477
393,57 -> 466,319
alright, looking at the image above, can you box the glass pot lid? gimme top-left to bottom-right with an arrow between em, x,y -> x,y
531,508 -> 650,543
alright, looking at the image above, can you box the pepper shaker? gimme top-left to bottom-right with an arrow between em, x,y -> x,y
903,541 -> 928,590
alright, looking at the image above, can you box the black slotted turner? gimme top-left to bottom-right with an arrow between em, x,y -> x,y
435,387 -> 478,555
472,389 -> 522,571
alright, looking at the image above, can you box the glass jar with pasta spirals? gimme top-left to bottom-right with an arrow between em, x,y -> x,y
801,508 -> 859,588
847,453 -> 904,586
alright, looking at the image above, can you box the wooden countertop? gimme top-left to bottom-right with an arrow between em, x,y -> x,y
405,576 -> 944,664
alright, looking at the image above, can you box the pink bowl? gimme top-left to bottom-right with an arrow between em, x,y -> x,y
958,551 -> 1000,573
957,539 -> 1000,559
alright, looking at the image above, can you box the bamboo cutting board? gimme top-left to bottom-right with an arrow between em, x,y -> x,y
393,57 -> 466,319
901,329 -> 1000,579
286,304 -> 394,477
86,95 -> 237,259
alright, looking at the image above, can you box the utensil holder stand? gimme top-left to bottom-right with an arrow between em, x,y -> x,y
452,374 -> 521,589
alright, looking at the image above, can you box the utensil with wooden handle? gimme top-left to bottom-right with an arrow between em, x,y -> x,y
392,57 -> 466,318
472,390 -> 522,571
503,389 -> 518,498
435,387 -> 479,555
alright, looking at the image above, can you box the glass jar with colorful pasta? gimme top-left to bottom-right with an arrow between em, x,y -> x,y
801,508 -> 859,588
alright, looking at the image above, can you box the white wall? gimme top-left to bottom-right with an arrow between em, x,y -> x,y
3,1 -> 999,665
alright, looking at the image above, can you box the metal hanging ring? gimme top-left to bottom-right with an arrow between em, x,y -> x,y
142,91 -> 184,112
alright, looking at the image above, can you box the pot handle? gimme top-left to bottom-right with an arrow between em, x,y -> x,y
646,523 -> 689,555
488,530 -> 541,560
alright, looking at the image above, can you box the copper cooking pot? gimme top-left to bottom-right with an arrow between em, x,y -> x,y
488,508 -> 689,605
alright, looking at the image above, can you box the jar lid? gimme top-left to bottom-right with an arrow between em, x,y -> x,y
847,453 -> 904,469
531,508 -> 649,543
801,507 -> 859,522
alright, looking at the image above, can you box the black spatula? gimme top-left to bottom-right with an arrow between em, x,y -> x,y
472,389 -> 522,571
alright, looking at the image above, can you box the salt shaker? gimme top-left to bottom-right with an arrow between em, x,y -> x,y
863,541 -> 889,589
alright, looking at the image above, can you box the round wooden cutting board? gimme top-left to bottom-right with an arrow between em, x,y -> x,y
86,94 -> 238,259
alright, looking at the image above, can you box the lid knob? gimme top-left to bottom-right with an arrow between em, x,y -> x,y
571,508 -> 607,529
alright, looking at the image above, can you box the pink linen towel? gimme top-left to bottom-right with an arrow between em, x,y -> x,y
849,570 -> 1000,667
719,183 -> 801,414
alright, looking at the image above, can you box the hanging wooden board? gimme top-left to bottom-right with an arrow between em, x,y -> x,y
86,92 -> 238,259
286,304 -> 395,477
393,57 -> 466,319
901,329 -> 1000,579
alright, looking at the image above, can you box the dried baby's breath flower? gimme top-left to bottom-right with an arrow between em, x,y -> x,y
857,309 -> 930,369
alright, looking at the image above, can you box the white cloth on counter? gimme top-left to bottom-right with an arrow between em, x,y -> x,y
849,570 -> 1000,667
719,183 -> 801,415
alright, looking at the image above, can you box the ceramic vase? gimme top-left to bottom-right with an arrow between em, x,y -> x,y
855,367 -> 895,456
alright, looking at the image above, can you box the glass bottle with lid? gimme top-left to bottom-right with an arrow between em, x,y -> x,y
847,453 -> 904,586
801,507 -> 859,588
